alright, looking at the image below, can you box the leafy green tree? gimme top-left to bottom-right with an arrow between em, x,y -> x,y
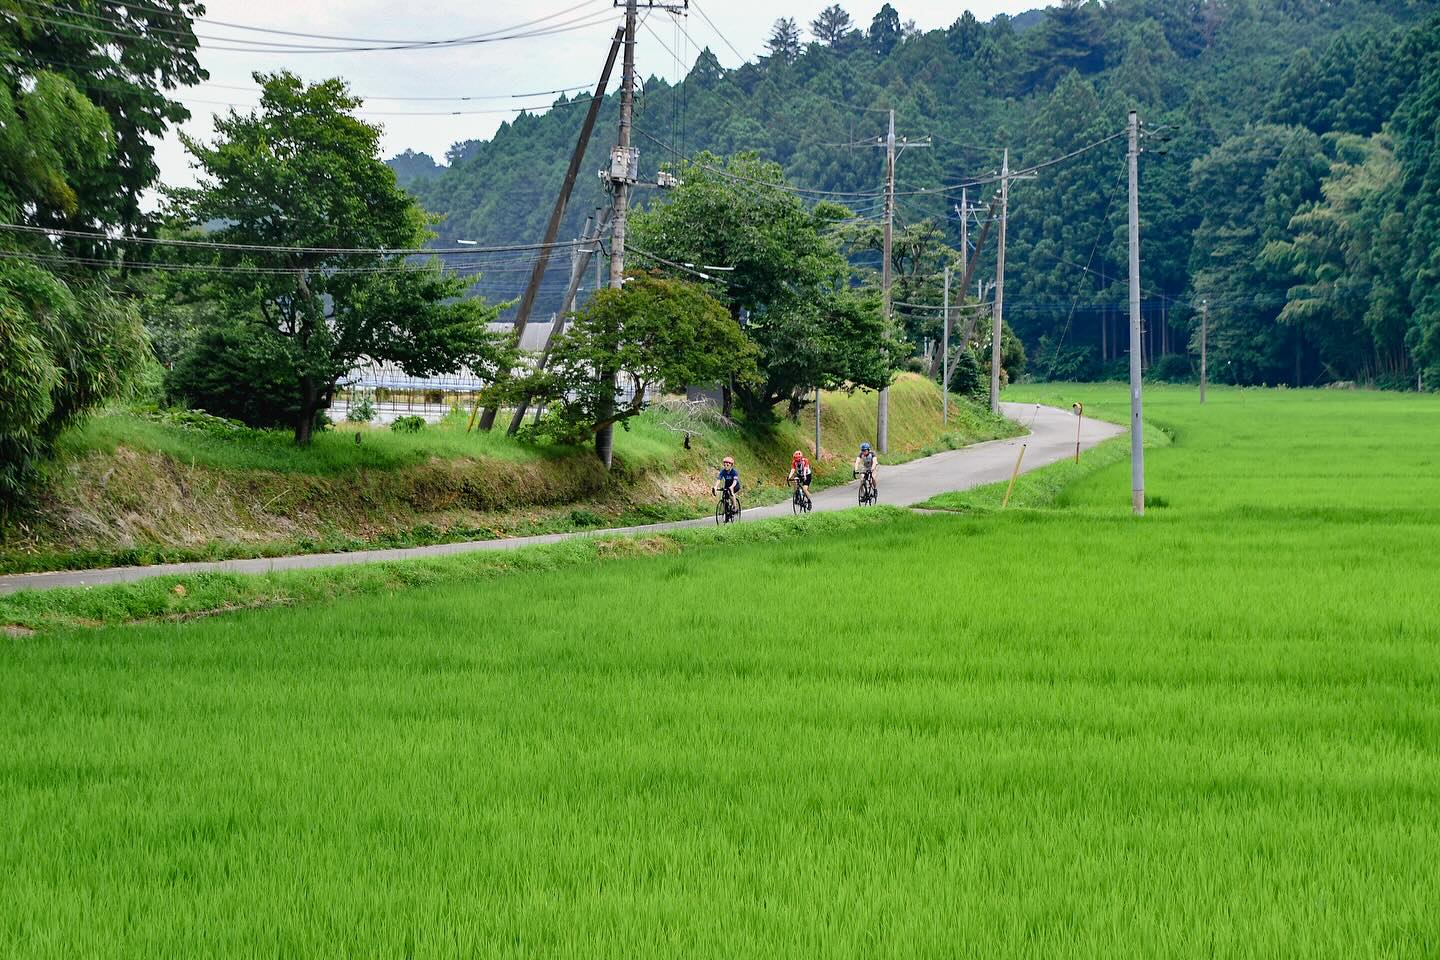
837,218 -> 956,364
810,5 -> 854,47
167,73 -> 505,444
1,64 -> 146,513
542,277 -> 758,448
0,0 -> 205,234
630,153 -> 902,419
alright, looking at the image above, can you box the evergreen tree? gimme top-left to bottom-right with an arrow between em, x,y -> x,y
766,18 -> 802,65
810,6 -> 854,47
868,4 -> 902,57
947,11 -> 984,60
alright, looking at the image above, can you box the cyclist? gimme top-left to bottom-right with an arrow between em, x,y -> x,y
853,441 -> 879,498
787,449 -> 813,503
714,456 -> 741,511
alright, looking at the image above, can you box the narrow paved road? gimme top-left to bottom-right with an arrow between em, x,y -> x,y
0,403 -> 1121,595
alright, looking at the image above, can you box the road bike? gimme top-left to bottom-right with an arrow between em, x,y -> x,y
790,477 -> 812,515
857,471 -> 878,506
715,486 -> 742,525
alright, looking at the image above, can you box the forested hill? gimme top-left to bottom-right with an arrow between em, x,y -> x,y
392,0 -> 1440,388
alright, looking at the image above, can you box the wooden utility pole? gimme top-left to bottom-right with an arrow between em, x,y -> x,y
1199,299 -> 1208,404
476,25 -> 625,432
872,109 -> 928,454
1128,110 -> 1145,516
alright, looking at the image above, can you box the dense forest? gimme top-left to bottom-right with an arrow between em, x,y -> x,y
397,0 -> 1440,389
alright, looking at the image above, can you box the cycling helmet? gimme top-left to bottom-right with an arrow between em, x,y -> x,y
722,456 -> 735,466
792,450 -> 804,460
860,442 -> 872,452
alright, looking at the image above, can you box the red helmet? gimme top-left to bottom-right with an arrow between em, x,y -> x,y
722,456 -> 734,466
792,450 -> 804,461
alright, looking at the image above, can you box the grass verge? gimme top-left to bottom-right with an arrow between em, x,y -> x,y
0,507 -> 908,631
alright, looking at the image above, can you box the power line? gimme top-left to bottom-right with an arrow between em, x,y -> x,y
85,0 -> 607,45
0,223 -> 587,257
14,1 -> 619,54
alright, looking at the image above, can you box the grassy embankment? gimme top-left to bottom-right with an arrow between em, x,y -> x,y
0,374 -> 1010,574
4,385 -> 1437,956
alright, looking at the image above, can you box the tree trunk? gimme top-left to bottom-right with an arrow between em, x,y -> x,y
295,377 -> 318,446
721,380 -> 734,420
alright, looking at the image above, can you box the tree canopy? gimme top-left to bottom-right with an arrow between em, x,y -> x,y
166,73 -> 506,444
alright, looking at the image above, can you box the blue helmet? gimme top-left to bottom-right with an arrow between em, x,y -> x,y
860,442 -> 871,452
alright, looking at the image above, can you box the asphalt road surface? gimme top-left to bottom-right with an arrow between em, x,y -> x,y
0,403 -> 1122,595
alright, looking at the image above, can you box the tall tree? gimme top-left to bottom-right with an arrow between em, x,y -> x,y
766,18 -> 802,65
0,30 -> 149,509
0,0 -> 205,236
868,4 -> 902,57
810,5 -> 854,47
167,73 -> 506,445
0,67 -> 146,511
947,11 -> 984,60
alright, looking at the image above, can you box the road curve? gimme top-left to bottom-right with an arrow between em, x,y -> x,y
0,403 -> 1121,595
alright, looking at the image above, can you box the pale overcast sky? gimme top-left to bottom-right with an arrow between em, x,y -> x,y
153,1 -> 1043,195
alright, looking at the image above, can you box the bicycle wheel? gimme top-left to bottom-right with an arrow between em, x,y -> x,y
802,491 -> 812,514
792,490 -> 803,515
715,498 -> 725,525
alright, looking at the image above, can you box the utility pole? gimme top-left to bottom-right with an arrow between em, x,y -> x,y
594,3 -> 639,468
1128,110 -> 1145,516
592,0 -> 688,467
990,155 -> 1033,416
878,110 -> 896,455
942,264 -> 951,425
814,386 -> 821,459
992,150 -> 1008,415
959,187 -> 969,284
872,109 -> 928,454
1199,299 -> 1208,405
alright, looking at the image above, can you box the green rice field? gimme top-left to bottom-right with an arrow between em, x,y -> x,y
3,385 -> 1439,957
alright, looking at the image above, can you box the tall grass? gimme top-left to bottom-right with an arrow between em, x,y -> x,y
5,386 -> 1436,956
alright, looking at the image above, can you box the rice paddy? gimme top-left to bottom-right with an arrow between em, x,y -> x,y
3,385 -> 1439,957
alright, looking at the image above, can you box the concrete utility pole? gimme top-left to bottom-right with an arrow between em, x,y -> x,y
814,386 -> 821,459
1199,299 -> 1208,405
873,108 -> 928,455
942,264 -> 951,425
1128,110 -> 1145,516
594,2 -> 640,468
878,110 -> 896,454
992,149 -> 1008,415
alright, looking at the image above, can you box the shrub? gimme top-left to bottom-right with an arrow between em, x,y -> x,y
391,415 -> 425,433
948,347 -> 987,401
166,322 -> 308,430
346,391 -> 375,423
1150,353 -> 1195,383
